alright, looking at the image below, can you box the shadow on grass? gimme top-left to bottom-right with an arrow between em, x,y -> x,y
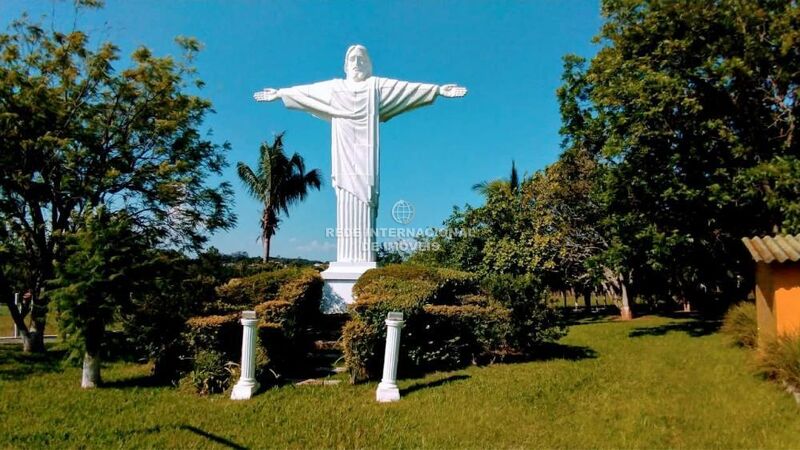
502,342 -> 598,363
558,308 -> 622,326
656,310 -> 724,321
570,316 -> 622,326
116,424 -> 247,449
0,344 -> 66,381
628,318 -> 722,338
180,425 -> 248,450
401,374 -> 470,396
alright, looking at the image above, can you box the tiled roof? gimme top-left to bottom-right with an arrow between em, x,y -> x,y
742,235 -> 800,264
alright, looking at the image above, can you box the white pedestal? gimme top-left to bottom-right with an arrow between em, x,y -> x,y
376,382 -> 400,402
376,312 -> 404,403
320,261 -> 376,313
231,314 -> 260,400
231,379 -> 260,400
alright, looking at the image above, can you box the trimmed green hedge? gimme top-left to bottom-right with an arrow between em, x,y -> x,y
205,267 -> 318,315
342,264 -> 561,383
185,313 -> 240,356
350,264 -> 483,325
354,264 -> 480,302
182,267 -> 323,393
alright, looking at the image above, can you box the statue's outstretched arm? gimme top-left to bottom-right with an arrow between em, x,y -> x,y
254,88 -> 281,102
438,84 -> 468,98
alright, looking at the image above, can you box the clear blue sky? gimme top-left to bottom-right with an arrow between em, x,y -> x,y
0,1 -> 602,261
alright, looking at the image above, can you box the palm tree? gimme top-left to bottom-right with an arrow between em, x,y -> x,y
237,133 -> 322,261
472,160 -> 520,197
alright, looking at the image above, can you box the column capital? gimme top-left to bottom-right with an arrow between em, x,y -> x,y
385,311 -> 404,328
240,310 -> 258,327
240,317 -> 259,327
385,318 -> 404,328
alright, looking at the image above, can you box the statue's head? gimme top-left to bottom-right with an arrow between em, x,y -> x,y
344,44 -> 372,82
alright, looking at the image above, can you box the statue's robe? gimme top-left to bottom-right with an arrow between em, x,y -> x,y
280,77 -> 439,262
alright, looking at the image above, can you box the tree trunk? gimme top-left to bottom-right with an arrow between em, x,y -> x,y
5,301 -> 43,352
22,330 -> 45,353
262,236 -> 271,262
583,290 -> 592,311
620,277 -> 633,320
562,290 -> 568,309
1,272 -> 45,352
4,295 -> 29,336
81,351 -> 101,388
23,303 -> 47,352
82,322 -> 104,388
262,207 -> 276,262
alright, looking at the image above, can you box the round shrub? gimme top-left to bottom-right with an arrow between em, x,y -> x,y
721,301 -> 757,348
481,274 -> 566,351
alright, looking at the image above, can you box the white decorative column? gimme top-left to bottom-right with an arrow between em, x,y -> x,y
231,311 -> 260,400
376,312 -> 404,403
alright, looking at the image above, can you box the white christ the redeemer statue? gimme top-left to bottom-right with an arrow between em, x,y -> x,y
254,44 -> 466,308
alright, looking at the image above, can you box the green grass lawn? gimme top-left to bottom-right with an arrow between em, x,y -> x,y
0,309 -> 59,338
1,314 -> 798,449
0,310 -> 28,337
0,306 -> 17,336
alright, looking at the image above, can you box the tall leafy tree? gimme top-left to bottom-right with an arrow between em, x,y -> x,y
526,149 -> 616,313
237,133 -> 322,261
408,204 -> 488,272
558,0 -> 800,309
49,207 -> 150,388
415,173 -> 560,279
456,161 -> 553,277
0,11 -> 235,351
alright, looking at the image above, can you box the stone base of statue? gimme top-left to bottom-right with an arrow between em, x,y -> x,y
376,381 -> 400,403
231,379 -> 259,400
320,261 -> 377,313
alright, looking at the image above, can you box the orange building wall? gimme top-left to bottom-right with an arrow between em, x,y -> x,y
772,264 -> 800,336
756,263 -> 776,347
756,262 -> 800,347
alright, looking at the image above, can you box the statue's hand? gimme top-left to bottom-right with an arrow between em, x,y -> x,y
439,84 -> 468,98
254,88 -> 279,102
